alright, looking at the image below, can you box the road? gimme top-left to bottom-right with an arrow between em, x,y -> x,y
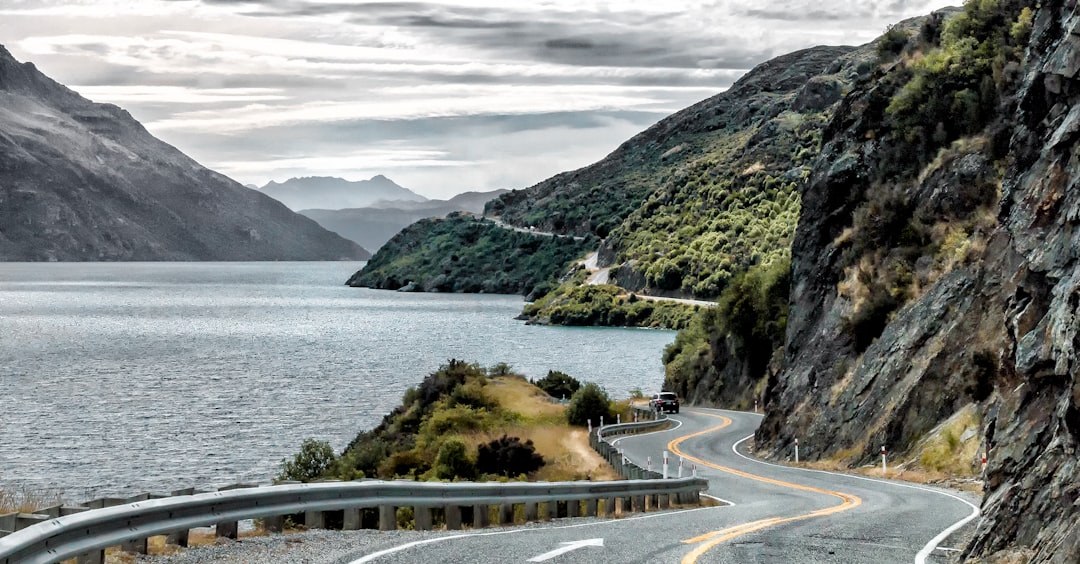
338,408 -> 978,563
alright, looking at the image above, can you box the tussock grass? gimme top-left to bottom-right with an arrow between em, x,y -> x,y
0,485 -> 63,514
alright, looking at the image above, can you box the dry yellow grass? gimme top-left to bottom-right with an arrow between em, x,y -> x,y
465,376 -> 620,481
0,486 -> 63,514
483,376 -> 565,424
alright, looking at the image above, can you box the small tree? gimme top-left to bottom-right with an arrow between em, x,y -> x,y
434,438 -> 477,480
477,435 -> 545,477
533,370 -> 581,399
566,383 -> 614,427
277,438 -> 336,482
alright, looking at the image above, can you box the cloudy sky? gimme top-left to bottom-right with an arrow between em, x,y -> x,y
1,0 -> 953,199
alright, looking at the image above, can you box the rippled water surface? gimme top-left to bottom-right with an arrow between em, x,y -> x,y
0,262 -> 675,496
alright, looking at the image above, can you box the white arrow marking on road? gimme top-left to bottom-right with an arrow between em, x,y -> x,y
526,538 -> 604,562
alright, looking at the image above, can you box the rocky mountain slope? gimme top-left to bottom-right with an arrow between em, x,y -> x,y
0,46 -> 368,261
300,189 -> 507,252
689,1 -> 1075,560
260,175 -> 425,211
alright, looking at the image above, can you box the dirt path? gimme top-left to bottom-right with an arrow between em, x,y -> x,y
564,428 -> 620,480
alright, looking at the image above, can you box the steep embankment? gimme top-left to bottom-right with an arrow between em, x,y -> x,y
0,46 -> 368,261
682,1 -> 1077,560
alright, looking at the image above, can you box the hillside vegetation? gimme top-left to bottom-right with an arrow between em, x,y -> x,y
347,214 -> 589,298
278,361 -> 624,484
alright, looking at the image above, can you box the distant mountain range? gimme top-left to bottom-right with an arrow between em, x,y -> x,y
0,45 -> 368,261
259,175 -> 426,211
300,189 -> 508,252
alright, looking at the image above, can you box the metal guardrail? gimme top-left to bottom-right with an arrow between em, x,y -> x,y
0,476 -> 706,564
591,406 -> 675,480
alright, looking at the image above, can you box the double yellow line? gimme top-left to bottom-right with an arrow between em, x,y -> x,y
671,411 -> 862,563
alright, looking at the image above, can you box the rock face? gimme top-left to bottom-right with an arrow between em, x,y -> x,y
0,46 -> 368,261
260,175 -> 426,211
750,2 -> 1078,560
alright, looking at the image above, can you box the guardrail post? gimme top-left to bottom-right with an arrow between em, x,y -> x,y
414,506 -> 433,530
15,513 -> 49,530
566,500 -> 580,518
342,508 -> 362,531
216,484 -> 257,539
472,504 -> 489,528
35,504 -> 63,518
445,505 -> 463,530
379,505 -> 397,531
603,497 -> 615,517
632,495 -> 645,513
524,501 -> 538,522
306,508 -> 326,530
659,494 -> 670,510
77,550 -> 105,564
545,500 -> 557,521
121,493 -> 152,554
0,513 -> 15,536
585,499 -> 598,517
499,503 -> 514,525
165,488 -> 196,546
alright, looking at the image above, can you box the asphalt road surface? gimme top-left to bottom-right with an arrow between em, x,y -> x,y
337,408 -> 979,563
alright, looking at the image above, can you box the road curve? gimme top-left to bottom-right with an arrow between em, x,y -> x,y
338,408 -> 978,563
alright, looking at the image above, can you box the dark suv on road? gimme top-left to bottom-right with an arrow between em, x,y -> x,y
650,392 -> 680,414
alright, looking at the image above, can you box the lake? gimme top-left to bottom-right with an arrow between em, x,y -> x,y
0,262 -> 675,497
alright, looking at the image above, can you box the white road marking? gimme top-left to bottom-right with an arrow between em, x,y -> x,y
701,493 -> 737,507
347,504 -> 728,563
693,407 -> 981,564
526,538 -> 604,562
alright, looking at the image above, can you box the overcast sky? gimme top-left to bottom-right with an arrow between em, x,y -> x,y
1,0 -> 954,199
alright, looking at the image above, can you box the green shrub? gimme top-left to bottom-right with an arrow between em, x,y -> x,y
434,438 -> 477,480
277,438 -> 336,483
476,435 -> 545,478
566,383 -> 614,427
533,370 -> 581,400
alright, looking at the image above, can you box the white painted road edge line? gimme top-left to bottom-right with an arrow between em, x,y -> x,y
610,417 -> 683,446
714,409 -> 981,564
347,503 -> 728,563
700,493 -> 737,507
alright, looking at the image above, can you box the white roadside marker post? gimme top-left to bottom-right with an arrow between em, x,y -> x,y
981,452 -> 987,474
692,463 -> 697,478
663,451 -> 669,479
795,438 -> 799,464
617,413 -> 621,424
588,420 -> 592,434
600,415 -> 604,428
881,445 -> 887,475
754,399 -> 758,413
647,456 -> 652,474
678,456 -> 684,478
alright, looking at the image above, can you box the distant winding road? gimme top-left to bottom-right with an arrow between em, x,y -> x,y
338,408 -> 979,563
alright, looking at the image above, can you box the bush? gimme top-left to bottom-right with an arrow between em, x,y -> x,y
434,438 -> 477,480
277,438 -> 336,483
566,383 -> 614,427
477,435 -> 545,477
533,370 -> 581,400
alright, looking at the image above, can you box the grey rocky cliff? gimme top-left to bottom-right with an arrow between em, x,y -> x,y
754,2 -> 1078,560
0,46 -> 369,261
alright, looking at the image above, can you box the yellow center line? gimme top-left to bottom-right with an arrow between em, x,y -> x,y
673,410 -> 862,563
